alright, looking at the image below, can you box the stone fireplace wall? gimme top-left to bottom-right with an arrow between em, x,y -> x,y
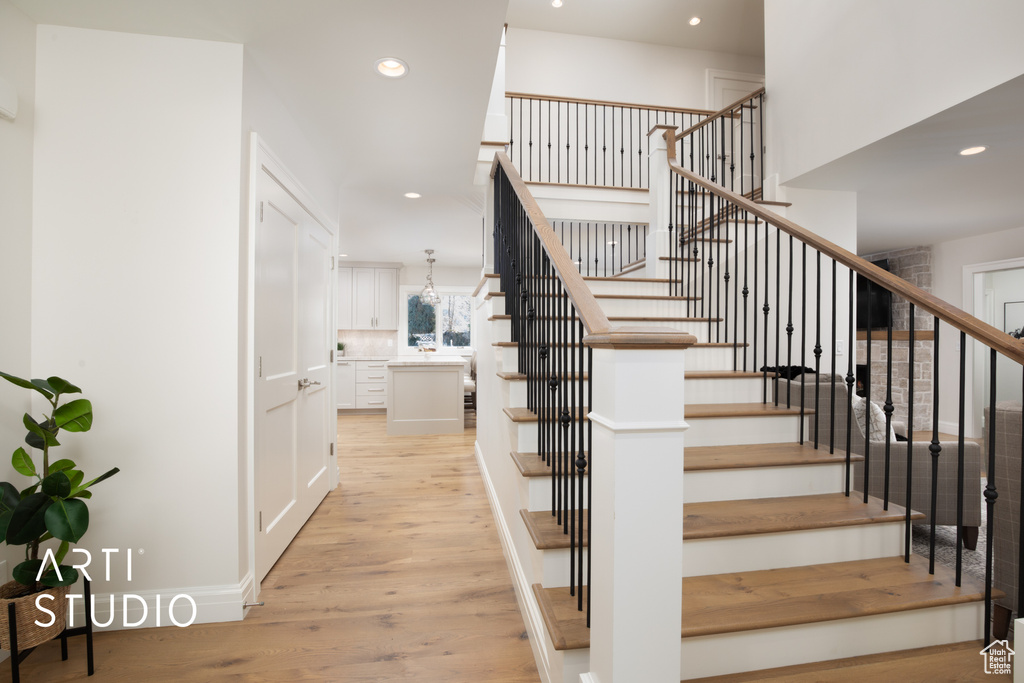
856,246 -> 935,432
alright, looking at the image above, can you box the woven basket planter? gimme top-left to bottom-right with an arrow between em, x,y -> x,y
0,581 -> 70,650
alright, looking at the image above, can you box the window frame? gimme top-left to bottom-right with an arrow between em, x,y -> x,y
398,285 -> 475,356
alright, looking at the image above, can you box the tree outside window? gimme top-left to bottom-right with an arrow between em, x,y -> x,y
406,294 -> 471,349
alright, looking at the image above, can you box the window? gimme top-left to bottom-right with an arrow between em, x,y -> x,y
403,291 -> 472,351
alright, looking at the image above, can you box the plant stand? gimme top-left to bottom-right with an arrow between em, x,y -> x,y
7,579 -> 94,682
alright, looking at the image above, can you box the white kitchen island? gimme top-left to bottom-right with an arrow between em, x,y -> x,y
385,357 -> 465,436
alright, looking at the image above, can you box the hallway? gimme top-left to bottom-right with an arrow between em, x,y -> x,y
11,414 -> 539,682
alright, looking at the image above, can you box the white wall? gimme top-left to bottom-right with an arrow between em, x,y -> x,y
33,25 -> 245,619
765,0 -> 1024,184
0,0 -> 37,576
933,225 -> 1024,432
506,28 -> 764,109
400,265 -> 482,288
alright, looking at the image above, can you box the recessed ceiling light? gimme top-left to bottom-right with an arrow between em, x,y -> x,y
404,192 -> 421,199
689,16 -> 701,26
607,241 -> 618,246
375,57 -> 408,78
552,0 -> 563,7
959,146 -> 986,156
339,254 -> 348,258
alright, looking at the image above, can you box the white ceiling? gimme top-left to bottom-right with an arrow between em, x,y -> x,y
13,0 -> 1013,263
789,73 -> 1024,255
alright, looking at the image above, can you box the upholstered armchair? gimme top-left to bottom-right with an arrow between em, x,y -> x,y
777,374 -> 982,548
986,401 -> 1024,614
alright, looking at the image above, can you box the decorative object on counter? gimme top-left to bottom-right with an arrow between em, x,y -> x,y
0,371 -> 118,676
419,249 -> 441,306
337,342 -> 346,356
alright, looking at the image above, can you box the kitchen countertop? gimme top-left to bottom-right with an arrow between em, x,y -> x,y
385,357 -> 467,367
336,355 -> 394,362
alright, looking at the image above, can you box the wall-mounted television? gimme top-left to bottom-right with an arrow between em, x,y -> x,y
856,259 -> 892,331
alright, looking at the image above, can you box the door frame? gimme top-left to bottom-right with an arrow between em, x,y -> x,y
244,133 -> 339,602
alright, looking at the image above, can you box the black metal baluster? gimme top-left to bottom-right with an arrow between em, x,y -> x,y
905,305 -> 916,561
956,331 -> 967,587
928,320 -> 941,573
774,225 -> 781,405
586,344 -> 593,627
984,348 -> 998,644
569,299 -> 577,597
830,260 -> 837,454
865,298 -> 873,505
813,252 -> 822,449
786,236 -> 794,409
742,212 -> 750,371
845,269 -> 855,496
883,296 -> 894,509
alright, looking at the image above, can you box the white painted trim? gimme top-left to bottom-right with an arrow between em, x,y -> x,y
579,674 -> 599,683
247,133 -> 341,598
704,68 -> 765,110
64,577 -> 249,633
961,255 -> 1024,437
475,442 -> 555,683
587,412 -> 689,433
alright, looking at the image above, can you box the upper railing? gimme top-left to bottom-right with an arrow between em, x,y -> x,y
674,87 -> 765,202
660,124 -> 1024,645
506,92 -> 714,190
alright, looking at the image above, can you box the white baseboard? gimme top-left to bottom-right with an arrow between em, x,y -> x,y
63,577 -> 248,632
475,441 -> 555,683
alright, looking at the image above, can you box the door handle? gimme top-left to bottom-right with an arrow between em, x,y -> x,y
298,378 -> 323,389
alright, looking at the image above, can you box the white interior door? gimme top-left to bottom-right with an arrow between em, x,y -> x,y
255,167 -> 332,582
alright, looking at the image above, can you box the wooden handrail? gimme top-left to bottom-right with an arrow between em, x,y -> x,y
677,87 -> 766,140
663,130 -> 1024,365
491,152 -> 696,350
505,91 -> 715,117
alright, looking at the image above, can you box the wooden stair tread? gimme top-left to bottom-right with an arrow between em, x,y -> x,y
535,555 -> 998,651
687,402 -> 813,418
686,370 -> 765,379
503,406 -> 589,423
684,492 -> 921,540
685,442 -> 861,471
511,451 -> 556,477
521,509 -> 589,550
490,313 -> 720,323
496,341 -> 741,349
686,640 -> 1005,682
497,371 -> 588,382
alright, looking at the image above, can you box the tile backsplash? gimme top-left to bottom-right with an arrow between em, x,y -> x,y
337,330 -> 398,357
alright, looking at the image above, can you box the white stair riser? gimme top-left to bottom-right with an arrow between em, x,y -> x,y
491,318 -> 511,340
679,602 -> 984,680
684,377 -> 767,404
684,462 -> 846,502
508,419 -> 536,453
596,299 -> 697,318
519,473 -> 589,512
683,523 -> 903,577
685,346 -> 739,371
489,296 -> 505,316
532,545 -> 590,587
504,380 -> 590,409
584,279 -> 671,296
685,415 -> 804,447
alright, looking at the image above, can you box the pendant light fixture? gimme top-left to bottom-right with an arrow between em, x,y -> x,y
420,250 -> 441,306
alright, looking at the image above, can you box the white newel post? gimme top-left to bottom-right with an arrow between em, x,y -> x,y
584,330 -> 693,683
648,126 -> 676,282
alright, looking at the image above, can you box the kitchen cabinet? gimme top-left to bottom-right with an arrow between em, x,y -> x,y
348,267 -> 397,330
337,267 -> 353,330
335,360 -> 355,409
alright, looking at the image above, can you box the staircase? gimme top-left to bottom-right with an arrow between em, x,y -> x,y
477,268 -> 994,682
476,89 -> 1024,682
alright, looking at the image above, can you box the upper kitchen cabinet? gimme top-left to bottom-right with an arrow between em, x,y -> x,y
339,265 -> 398,330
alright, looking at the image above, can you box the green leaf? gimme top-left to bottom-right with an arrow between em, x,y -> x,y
41,471 -> 71,498
70,467 -> 119,497
66,470 -> 84,490
12,559 -> 42,586
72,490 -> 92,499
39,566 -> 78,588
6,492 -> 53,544
54,540 -> 69,565
44,498 -> 88,543
54,399 -> 93,433
0,511 -> 11,542
0,482 -> 20,512
20,482 -> 39,497
11,448 -> 36,477
0,371 -> 53,400
23,414 -> 59,448
30,379 -> 55,398
45,377 -> 81,396
48,459 -> 76,473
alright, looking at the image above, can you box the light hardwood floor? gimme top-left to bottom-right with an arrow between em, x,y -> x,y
10,413 -> 539,682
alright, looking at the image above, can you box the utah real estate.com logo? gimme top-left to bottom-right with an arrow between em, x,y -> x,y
33,547 -> 198,629
981,640 -> 1014,675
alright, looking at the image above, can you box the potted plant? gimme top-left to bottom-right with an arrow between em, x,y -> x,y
337,342 -> 346,357
0,371 -> 118,649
